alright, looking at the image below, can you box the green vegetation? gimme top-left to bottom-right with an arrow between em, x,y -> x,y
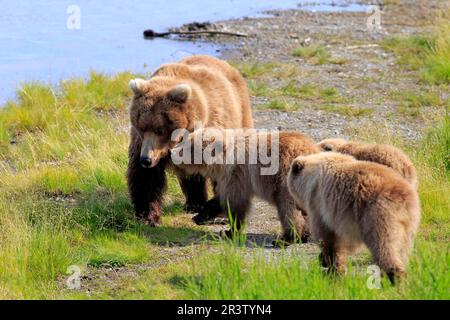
280,82 -> 338,99
293,44 -> 331,65
0,71 -> 189,298
398,90 -> 443,109
292,44 -> 346,65
318,105 -> 374,117
229,61 -> 279,79
248,80 -> 274,97
381,16 -> 450,85
390,87 -> 447,118
182,241 -> 449,299
381,36 -> 434,70
249,80 -> 345,108
232,61 -> 303,82
0,8 -> 448,300
261,99 -> 295,111
1,72 -> 447,299
233,60 -> 346,108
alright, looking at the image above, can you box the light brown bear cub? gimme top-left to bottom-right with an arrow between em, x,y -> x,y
318,138 -> 417,188
287,152 -> 420,284
172,128 -> 320,244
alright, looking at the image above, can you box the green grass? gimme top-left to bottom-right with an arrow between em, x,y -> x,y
399,90 -> 443,109
250,80 -> 345,108
381,36 -> 434,70
381,15 -> 450,84
248,80 -> 274,97
261,99 -> 295,111
231,61 -> 302,81
180,241 -> 449,299
318,105 -> 374,117
292,44 -> 347,65
0,74 -> 447,299
293,44 -> 331,65
81,232 -> 150,267
391,88 -> 446,117
0,71 -> 196,298
0,14 -> 449,298
229,61 -> 279,79
0,70 -> 450,299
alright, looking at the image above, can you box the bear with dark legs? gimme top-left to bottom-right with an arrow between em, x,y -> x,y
127,55 -> 253,226
287,152 -> 421,284
171,128 -> 320,245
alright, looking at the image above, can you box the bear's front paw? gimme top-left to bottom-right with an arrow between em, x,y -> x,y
301,230 -> 311,244
144,206 -> 162,227
145,217 -> 161,227
183,202 -> 203,214
143,214 -> 161,227
192,212 -> 210,225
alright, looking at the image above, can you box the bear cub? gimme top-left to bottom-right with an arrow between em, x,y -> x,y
288,152 -> 420,284
318,138 -> 417,188
172,128 -> 320,244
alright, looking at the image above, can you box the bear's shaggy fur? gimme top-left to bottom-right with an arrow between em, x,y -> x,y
172,129 -> 320,244
127,55 -> 253,225
318,138 -> 417,188
287,152 -> 421,283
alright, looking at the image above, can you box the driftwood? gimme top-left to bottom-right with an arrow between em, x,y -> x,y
143,29 -> 248,39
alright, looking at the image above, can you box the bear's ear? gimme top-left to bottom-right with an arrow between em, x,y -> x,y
291,160 -> 304,175
167,84 -> 191,104
321,143 -> 333,152
129,78 -> 146,94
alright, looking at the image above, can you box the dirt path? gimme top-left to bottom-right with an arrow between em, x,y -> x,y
76,1 -> 446,296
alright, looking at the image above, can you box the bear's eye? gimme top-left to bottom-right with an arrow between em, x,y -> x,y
155,129 -> 163,136
323,145 -> 332,151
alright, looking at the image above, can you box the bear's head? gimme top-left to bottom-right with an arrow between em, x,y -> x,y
288,152 -> 355,206
129,78 -> 192,168
317,138 -> 348,152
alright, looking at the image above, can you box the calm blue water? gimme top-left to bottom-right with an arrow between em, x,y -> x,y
0,0 -> 366,105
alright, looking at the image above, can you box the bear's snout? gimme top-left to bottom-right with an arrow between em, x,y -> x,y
140,156 -> 153,168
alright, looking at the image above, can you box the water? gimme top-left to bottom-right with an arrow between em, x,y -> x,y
0,0 -> 366,105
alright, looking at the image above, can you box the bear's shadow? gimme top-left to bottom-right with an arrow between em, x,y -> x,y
139,224 -> 279,249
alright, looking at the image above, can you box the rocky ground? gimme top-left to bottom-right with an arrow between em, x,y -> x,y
77,0 -> 447,295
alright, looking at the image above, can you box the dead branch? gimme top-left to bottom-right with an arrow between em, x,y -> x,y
143,29 -> 248,38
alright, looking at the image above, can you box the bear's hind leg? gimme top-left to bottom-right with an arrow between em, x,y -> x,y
360,210 -> 405,285
220,195 -> 251,240
273,195 -> 308,247
316,219 -> 347,274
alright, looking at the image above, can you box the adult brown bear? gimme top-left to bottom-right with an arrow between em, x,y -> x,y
127,55 -> 253,226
